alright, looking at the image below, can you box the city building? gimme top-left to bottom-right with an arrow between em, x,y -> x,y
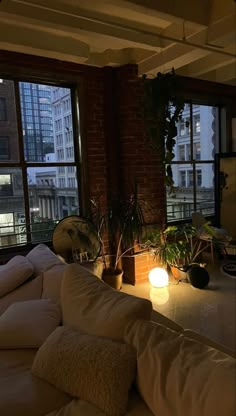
19,82 -> 53,162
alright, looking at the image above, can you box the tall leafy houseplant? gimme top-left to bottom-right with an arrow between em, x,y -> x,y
100,183 -> 145,289
107,186 -> 145,271
143,68 -> 184,189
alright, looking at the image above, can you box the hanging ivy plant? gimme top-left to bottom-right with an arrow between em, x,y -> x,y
143,68 -> 184,190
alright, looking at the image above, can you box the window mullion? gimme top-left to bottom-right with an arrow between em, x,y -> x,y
190,102 -> 197,212
14,81 -> 31,244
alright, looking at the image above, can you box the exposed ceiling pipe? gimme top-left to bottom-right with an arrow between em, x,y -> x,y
8,0 -> 236,58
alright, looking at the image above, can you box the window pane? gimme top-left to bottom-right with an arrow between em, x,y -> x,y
167,164 -> 194,222
0,79 -> 20,162
168,103 -> 219,223
28,166 -> 79,243
196,163 -> 215,216
19,83 -> 75,163
0,168 -> 26,248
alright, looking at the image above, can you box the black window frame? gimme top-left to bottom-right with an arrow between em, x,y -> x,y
0,76 -> 82,250
166,100 -> 221,224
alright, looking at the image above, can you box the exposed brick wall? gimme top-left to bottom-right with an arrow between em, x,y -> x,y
115,64 -> 166,228
83,69 -> 108,208
82,63 -> 167,260
83,63 -> 166,229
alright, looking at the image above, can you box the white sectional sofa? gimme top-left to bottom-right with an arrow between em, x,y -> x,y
0,244 -> 235,416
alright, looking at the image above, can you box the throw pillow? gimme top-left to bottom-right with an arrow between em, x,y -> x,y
32,326 -> 137,416
61,263 -> 152,341
0,255 -> 34,297
125,319 -> 236,416
0,299 -> 61,348
26,244 -> 63,275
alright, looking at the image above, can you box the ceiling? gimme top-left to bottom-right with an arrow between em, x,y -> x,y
0,0 -> 236,85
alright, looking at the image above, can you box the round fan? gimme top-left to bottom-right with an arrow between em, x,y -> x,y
52,215 -> 101,262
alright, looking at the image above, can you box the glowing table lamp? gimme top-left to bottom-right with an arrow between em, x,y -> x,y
149,267 -> 169,288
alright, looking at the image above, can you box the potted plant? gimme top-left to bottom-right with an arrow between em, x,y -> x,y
142,224 -> 210,285
91,183 -> 145,290
141,225 -> 188,273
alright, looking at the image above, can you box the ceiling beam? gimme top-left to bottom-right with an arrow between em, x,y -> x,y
0,19 -> 90,62
138,13 -> 236,74
121,0 -> 212,25
200,61 -> 236,83
0,2 -> 165,50
178,53 -> 236,78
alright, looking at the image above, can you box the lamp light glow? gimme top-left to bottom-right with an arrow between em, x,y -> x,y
149,267 -> 169,288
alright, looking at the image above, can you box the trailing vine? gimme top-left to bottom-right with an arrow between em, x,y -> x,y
143,68 -> 184,190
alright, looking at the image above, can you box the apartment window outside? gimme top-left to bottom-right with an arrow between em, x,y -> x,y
196,170 -> 202,187
194,115 -> 201,133
178,145 -> 185,161
0,137 -> 9,160
193,142 -> 201,160
179,170 -> 186,187
0,97 -> 7,121
167,103 -> 219,222
0,174 -> 13,196
0,78 -> 80,249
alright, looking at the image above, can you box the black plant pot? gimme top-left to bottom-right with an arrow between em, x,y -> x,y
188,265 -> 210,289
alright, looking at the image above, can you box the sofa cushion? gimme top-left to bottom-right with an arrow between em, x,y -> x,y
151,310 -> 183,332
61,263 -> 152,341
0,349 -> 71,416
182,329 -> 236,358
0,255 -> 34,297
42,264 -> 66,304
26,244 -> 63,275
125,319 -> 236,416
32,326 -> 136,416
46,388 -> 154,416
0,299 -> 61,348
0,274 -> 42,316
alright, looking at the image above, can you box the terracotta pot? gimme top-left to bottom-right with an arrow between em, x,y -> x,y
102,268 -> 123,290
171,266 -> 189,281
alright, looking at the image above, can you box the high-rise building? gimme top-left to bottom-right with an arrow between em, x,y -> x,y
19,82 -> 54,162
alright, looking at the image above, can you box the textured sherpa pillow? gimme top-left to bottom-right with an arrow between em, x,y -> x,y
0,299 -> 61,348
32,326 -> 137,416
125,319 -> 236,416
61,263 -> 152,341
0,255 -> 34,297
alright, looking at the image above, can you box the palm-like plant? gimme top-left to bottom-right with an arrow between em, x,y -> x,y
86,182 -> 145,273
107,184 -> 145,271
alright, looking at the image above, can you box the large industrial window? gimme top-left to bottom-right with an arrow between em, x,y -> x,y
167,103 -> 219,222
0,78 -> 80,249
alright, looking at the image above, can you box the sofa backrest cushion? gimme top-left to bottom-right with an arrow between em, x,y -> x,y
0,255 -> 34,298
42,264 -> 66,304
0,299 -> 61,349
26,244 -> 63,275
32,326 -> 137,416
125,319 -> 236,416
61,263 -> 152,341
0,274 -> 42,316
